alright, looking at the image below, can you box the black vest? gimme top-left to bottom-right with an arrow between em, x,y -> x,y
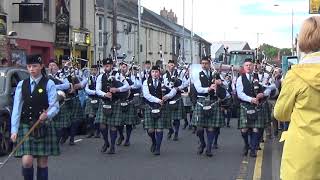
198,71 -> 213,97
21,77 -> 49,124
48,74 -> 62,85
142,70 -> 150,83
146,77 -> 163,108
101,72 -> 127,102
241,74 -> 260,102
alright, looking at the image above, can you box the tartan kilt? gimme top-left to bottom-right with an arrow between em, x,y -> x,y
70,97 -> 84,122
191,98 -> 225,128
168,98 -> 185,121
15,122 -> 60,157
144,104 -> 171,129
84,98 -> 99,116
238,102 -> 268,129
53,101 -> 72,129
121,103 -> 139,125
94,100 -> 124,126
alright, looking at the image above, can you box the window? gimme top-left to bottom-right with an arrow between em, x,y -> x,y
99,16 -> 103,30
98,32 -> 102,47
140,44 -> 143,52
18,3 -> 43,23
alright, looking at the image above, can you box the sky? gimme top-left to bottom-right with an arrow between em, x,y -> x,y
141,0 -> 317,49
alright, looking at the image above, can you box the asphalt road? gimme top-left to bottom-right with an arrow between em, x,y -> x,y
0,119 -> 281,180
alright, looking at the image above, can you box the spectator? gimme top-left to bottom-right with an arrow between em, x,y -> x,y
274,16 -> 320,180
1,58 -> 9,66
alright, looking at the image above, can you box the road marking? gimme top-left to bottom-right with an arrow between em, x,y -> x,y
253,134 -> 266,180
74,139 -> 83,143
236,156 -> 249,179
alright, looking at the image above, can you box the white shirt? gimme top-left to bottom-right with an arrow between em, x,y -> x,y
142,78 -> 177,104
96,72 -> 130,97
236,73 -> 271,103
193,70 -> 210,94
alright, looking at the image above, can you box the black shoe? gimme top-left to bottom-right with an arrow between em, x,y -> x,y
124,141 -> 130,147
212,144 -> 218,149
205,150 -> 213,157
167,132 -> 173,140
243,145 -> 249,156
150,144 -> 156,153
86,132 -> 94,138
183,122 -> 188,130
100,143 -> 109,153
197,144 -> 206,155
153,149 -> 160,156
94,132 -> 101,138
60,136 -> 68,145
173,134 -> 178,141
257,146 -> 262,150
107,147 -> 115,154
69,140 -> 75,146
226,124 -> 231,128
250,149 -> 257,157
116,136 -> 124,146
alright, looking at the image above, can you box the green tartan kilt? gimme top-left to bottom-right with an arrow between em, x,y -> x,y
15,122 -> 60,157
121,103 -> 139,125
144,104 -> 171,129
53,101 -> 72,129
168,98 -> 185,121
94,100 -> 124,126
238,102 -> 269,129
84,98 -> 99,116
191,98 -> 225,128
71,97 -> 84,122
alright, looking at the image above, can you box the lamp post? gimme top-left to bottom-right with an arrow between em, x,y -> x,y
274,4 -> 294,56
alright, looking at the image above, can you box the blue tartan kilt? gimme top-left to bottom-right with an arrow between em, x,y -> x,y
70,97 -> 85,122
238,102 -> 268,129
121,103 -> 139,125
15,122 -> 60,157
168,98 -> 185,121
53,101 -> 72,129
191,98 -> 225,128
84,98 -> 99,117
143,104 -> 171,129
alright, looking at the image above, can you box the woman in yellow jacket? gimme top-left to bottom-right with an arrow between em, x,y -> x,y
274,16 -> 320,180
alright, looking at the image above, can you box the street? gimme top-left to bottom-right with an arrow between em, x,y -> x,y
0,120 -> 282,180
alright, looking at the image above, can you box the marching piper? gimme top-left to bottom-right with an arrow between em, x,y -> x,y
236,58 -> 272,157
95,58 -> 130,154
191,56 -> 227,157
84,65 -> 100,138
11,55 -> 60,180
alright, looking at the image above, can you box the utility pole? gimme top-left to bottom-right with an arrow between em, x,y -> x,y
137,0 -> 141,66
182,0 -> 185,61
291,8 -> 294,56
190,0 -> 193,63
103,0 -> 108,59
112,0 -> 118,50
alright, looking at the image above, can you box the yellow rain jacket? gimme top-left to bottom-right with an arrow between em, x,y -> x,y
274,53 -> 320,180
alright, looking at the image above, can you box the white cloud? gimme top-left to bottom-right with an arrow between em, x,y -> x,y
141,0 -> 315,48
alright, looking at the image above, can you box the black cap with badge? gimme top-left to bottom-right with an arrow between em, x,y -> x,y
102,58 -> 113,65
151,65 -> 160,71
26,55 -> 42,65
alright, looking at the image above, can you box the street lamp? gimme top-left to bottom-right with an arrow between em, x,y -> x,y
274,4 -> 294,56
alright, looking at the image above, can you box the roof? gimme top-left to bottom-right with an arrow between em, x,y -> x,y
213,41 -> 251,51
96,0 -> 211,45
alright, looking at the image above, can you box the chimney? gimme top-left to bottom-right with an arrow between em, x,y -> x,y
160,7 -> 177,23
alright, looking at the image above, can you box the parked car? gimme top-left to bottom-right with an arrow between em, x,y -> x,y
0,66 -> 28,155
